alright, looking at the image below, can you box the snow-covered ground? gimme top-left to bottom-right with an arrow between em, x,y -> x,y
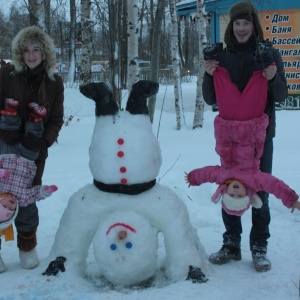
0,82 -> 299,300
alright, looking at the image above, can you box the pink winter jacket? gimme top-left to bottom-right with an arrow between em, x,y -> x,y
188,114 -> 298,208
0,154 -> 45,206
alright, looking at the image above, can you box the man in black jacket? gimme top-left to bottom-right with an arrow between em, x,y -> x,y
201,1 -> 287,272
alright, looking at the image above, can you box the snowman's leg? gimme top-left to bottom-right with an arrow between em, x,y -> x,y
49,186 -> 103,273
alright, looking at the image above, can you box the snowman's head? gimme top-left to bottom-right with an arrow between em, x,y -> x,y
93,211 -> 158,286
80,80 -> 162,195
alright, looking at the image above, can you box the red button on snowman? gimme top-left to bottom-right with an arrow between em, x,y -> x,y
47,81 -> 207,286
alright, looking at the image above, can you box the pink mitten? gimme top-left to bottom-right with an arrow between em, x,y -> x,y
0,168 -> 10,181
40,185 -> 58,198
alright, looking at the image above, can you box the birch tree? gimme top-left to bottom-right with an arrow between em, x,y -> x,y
169,0 -> 183,130
120,1 -> 128,89
81,0 -> 93,84
67,0 -> 76,85
108,0 -> 122,106
148,0 -> 166,123
193,0 -> 206,129
127,0 -> 139,90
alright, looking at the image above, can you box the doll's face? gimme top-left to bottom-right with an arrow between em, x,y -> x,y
233,19 -> 254,44
227,180 -> 247,198
0,196 -> 17,211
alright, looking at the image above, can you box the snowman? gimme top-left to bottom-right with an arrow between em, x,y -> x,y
46,80 -> 207,286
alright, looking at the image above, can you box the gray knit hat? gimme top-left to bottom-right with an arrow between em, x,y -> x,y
11,26 -> 56,79
224,1 -> 264,46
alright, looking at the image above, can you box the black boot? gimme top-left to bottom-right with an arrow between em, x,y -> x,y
252,251 -> 271,272
209,245 -> 241,265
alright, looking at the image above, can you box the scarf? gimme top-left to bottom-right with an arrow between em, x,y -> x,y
93,179 -> 156,195
225,36 -> 256,92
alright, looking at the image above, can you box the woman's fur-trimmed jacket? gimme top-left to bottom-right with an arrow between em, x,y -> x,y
0,65 -> 64,185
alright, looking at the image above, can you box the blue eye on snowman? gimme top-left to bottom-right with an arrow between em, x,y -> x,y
47,80 -> 208,287
110,242 -> 132,250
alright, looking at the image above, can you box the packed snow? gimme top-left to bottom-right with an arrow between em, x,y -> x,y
0,80 -> 299,300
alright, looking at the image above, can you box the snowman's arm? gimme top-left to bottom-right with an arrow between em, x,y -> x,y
48,186 -> 102,273
142,186 -> 207,281
161,202 -> 206,281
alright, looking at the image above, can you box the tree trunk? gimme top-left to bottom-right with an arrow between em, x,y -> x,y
169,0 -> 183,130
149,0 -> 154,56
148,0 -> 166,123
127,0 -> 139,90
67,0 -> 76,85
27,0 -> 39,26
138,0 -> 146,58
109,0 -> 122,107
193,0 -> 206,129
184,17 -> 190,69
44,0 -> 51,33
81,0 -> 93,84
120,0 -> 128,89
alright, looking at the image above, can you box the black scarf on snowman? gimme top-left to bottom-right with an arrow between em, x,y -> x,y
93,179 -> 157,195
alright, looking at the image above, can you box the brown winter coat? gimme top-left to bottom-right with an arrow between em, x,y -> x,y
0,65 -> 64,185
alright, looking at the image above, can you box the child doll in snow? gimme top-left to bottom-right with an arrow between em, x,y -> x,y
0,194 -> 19,273
186,44 -> 300,216
0,98 -> 57,206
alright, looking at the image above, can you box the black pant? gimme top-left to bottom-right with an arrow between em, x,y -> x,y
222,139 -> 273,252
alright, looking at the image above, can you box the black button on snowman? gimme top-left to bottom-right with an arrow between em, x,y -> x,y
48,80 -> 207,286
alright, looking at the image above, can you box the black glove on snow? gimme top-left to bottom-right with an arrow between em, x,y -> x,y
0,129 -> 21,145
21,133 -> 48,151
186,265 -> 208,283
42,256 -> 66,276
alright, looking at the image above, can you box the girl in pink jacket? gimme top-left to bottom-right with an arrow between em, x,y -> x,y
186,64 -> 300,216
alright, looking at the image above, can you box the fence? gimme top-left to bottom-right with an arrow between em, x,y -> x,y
57,68 -> 197,85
